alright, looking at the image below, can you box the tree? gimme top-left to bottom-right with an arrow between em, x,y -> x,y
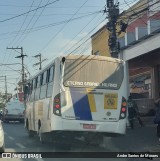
0,93 -> 6,110
0,102 -> 5,109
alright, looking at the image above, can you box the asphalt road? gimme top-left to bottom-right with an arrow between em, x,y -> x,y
0,117 -> 160,161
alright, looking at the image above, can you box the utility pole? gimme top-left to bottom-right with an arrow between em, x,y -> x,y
33,53 -> 47,70
0,75 -> 7,102
106,0 -> 120,58
6,47 -> 27,92
5,76 -> 7,100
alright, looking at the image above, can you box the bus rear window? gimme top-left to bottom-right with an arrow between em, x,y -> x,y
63,59 -> 124,89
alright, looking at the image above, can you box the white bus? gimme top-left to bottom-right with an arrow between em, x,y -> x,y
24,55 -> 128,144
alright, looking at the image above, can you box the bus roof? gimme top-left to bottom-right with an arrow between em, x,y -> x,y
65,55 -> 123,63
27,54 -> 124,82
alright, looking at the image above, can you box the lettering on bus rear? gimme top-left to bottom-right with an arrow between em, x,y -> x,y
63,59 -> 123,90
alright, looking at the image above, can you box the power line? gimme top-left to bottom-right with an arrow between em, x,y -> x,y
0,63 -> 21,66
0,11 -> 109,17
0,11 -> 103,38
1,1 -> 49,79
0,0 -> 135,8
0,0 -> 59,23
66,0 -> 152,57
25,12 -> 103,73
122,0 -> 160,19
0,1 -> 37,78
48,17 -> 106,61
33,53 -> 47,70
6,47 -> 27,92
119,0 -> 160,33
13,0 -> 43,46
8,0 -> 35,47
21,0 -> 54,44
57,7 -> 105,55
39,0 -> 89,53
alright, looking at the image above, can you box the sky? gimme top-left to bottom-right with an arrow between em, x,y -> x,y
0,0 -> 139,94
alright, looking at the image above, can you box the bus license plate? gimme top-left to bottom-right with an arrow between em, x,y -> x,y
83,124 -> 96,129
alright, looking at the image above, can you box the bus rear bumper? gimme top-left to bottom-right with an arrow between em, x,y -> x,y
51,118 -> 127,135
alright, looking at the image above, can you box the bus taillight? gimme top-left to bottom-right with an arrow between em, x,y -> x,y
53,93 -> 61,116
120,97 -> 127,119
55,104 -> 60,109
121,107 -> 126,112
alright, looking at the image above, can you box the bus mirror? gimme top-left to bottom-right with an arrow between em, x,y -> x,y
24,85 -> 29,95
62,57 -> 65,64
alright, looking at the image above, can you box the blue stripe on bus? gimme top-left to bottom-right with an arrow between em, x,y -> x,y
70,87 -> 92,121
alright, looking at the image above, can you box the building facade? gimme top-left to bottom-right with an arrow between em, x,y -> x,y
91,0 -> 160,100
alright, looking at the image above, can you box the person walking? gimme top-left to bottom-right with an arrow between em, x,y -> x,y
127,95 -> 144,129
154,98 -> 160,142
0,110 -> 2,120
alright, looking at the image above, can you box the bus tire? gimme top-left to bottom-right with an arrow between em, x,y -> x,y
20,120 -> 24,123
28,130 -> 35,137
26,119 -> 35,137
0,144 -> 5,152
38,120 -> 47,144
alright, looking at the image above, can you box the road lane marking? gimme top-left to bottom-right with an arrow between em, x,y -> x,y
35,158 -> 44,161
4,148 -> 16,152
8,136 -> 14,140
16,143 -> 26,149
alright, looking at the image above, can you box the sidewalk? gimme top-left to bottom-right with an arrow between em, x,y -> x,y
128,116 -> 160,152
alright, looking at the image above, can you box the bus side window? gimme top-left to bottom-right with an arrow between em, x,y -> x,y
40,71 -> 47,99
24,84 -> 29,101
40,73 -> 43,86
47,66 -> 54,97
35,75 -> 41,101
30,79 -> 36,102
27,81 -> 32,101
30,80 -> 33,94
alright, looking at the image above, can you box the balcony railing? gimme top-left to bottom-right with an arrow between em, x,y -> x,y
118,19 -> 160,49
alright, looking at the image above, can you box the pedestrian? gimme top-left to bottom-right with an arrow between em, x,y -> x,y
153,98 -> 160,142
0,110 -> 2,120
127,95 -> 144,129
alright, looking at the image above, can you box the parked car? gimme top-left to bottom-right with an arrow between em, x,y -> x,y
130,93 -> 156,116
2,98 -> 25,123
0,120 -> 5,152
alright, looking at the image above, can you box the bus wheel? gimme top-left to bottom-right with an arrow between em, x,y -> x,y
26,119 -> 35,137
28,130 -> 35,137
0,144 -> 5,152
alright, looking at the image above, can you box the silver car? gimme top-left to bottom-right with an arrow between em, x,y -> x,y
0,120 -> 5,152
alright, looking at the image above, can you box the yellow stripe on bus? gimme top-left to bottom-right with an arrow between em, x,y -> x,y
87,93 -> 97,112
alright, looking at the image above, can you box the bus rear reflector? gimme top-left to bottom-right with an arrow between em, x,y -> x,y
55,104 -> 60,109
121,107 -> 126,112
